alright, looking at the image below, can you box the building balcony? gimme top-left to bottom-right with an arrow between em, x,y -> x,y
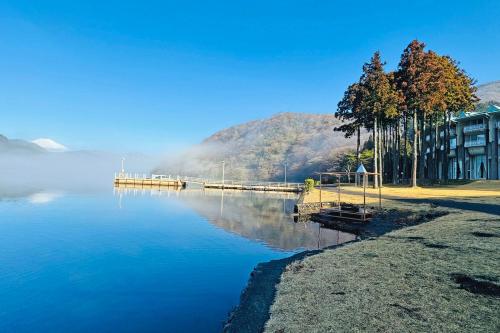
439,129 -> 456,137
463,123 -> 486,133
450,142 -> 457,150
464,140 -> 486,148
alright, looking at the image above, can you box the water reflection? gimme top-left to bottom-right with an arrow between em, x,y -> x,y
0,185 -> 356,332
0,187 -> 63,204
28,191 -> 63,204
114,186 -> 356,251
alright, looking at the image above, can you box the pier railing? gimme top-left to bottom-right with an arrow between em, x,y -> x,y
182,176 -> 303,189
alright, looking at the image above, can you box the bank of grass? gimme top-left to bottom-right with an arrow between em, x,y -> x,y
265,205 -> 500,332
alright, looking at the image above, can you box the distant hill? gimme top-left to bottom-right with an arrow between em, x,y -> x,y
156,112 -> 366,181
476,81 -> 500,103
0,134 -> 46,153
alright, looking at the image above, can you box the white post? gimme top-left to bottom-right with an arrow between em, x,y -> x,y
121,158 -> 125,173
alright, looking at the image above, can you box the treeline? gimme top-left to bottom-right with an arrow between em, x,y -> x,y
335,40 -> 477,187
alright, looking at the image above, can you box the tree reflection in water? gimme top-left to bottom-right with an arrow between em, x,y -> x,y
114,186 -> 356,251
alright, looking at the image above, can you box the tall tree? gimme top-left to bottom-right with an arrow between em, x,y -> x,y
438,55 -> 478,179
335,82 -> 367,163
396,40 -> 429,187
360,52 -> 399,187
333,39 -> 477,188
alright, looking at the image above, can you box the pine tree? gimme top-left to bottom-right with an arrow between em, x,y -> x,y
359,52 -> 399,187
396,40 -> 429,187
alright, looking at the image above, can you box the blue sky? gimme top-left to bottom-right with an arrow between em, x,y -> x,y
1,0 -> 499,152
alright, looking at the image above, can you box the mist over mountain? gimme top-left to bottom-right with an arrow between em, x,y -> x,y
0,134 -> 158,191
477,81 -> 500,103
156,112 -> 366,181
0,134 -> 46,153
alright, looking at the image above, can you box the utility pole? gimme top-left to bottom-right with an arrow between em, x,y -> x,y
221,160 -> 225,188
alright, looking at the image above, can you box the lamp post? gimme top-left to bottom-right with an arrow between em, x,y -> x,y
221,160 -> 225,189
120,157 -> 125,177
284,161 -> 287,186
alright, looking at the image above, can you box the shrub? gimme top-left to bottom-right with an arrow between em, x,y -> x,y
304,178 -> 315,192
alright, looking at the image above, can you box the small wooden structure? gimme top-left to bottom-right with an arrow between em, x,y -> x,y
316,166 -> 381,222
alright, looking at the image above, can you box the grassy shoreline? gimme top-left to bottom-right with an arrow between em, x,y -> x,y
226,183 -> 500,333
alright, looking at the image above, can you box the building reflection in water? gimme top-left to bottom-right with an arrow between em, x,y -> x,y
113,185 -> 356,251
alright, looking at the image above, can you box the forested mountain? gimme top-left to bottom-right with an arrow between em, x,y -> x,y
156,112 -> 367,181
476,81 -> 500,103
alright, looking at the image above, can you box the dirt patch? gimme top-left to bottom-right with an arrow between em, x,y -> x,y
471,231 -> 497,238
405,236 -> 425,240
423,242 -> 450,249
450,273 -> 500,298
389,303 -> 423,320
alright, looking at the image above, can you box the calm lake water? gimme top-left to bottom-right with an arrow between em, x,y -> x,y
0,186 -> 355,333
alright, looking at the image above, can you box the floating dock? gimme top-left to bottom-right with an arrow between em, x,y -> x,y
315,205 -> 373,223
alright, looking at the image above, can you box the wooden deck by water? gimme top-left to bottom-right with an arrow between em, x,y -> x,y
114,174 -> 303,192
114,175 -> 186,188
203,182 -> 302,192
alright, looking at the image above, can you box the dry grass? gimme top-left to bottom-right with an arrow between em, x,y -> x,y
265,208 -> 500,332
304,180 -> 500,207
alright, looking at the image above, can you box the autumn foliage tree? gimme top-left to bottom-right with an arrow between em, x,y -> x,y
335,40 -> 476,187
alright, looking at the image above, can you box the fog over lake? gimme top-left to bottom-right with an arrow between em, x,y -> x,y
0,171 -> 354,332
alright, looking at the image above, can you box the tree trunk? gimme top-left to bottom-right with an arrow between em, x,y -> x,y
378,123 -> 383,187
356,126 -> 361,162
403,114 -> 408,183
443,113 -> 449,181
429,116 -> 434,179
393,122 -> 400,184
434,117 -> 439,180
411,111 -> 418,187
419,113 -> 426,181
356,126 -> 361,186
373,118 -> 379,188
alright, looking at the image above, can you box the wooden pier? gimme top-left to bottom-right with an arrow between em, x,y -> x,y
114,173 -> 303,193
182,176 -> 303,193
203,182 -> 302,192
114,173 -> 186,188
